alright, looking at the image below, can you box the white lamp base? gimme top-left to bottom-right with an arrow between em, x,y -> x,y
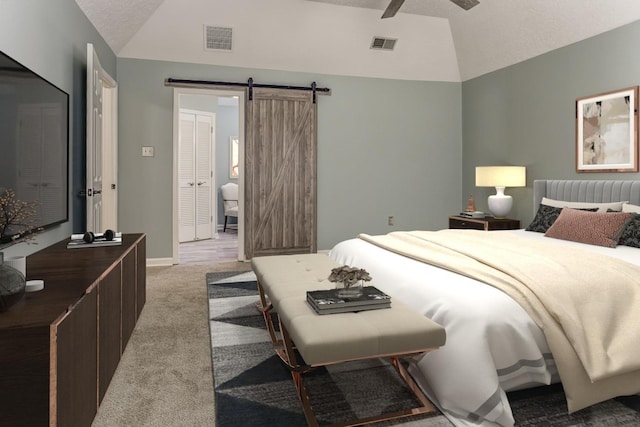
487,187 -> 513,218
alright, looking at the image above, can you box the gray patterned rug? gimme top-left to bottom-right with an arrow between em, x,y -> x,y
207,271 -> 640,427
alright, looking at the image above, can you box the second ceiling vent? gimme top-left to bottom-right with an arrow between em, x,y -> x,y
370,37 -> 397,51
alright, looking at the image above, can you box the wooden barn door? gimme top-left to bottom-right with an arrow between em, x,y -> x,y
245,88 -> 317,258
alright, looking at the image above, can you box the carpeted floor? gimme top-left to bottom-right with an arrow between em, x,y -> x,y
92,261 -> 252,427
208,272 -> 640,427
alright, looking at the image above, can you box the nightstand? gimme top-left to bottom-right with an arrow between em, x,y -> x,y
448,215 -> 520,231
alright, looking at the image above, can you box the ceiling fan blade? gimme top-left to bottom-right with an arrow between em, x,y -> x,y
381,0 -> 405,19
450,0 -> 480,10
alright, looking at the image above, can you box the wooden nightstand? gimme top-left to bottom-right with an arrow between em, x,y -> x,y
448,215 -> 520,231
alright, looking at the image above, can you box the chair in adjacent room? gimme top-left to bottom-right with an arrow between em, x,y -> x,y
220,182 -> 238,232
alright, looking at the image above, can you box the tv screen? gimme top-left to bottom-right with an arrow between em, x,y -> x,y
0,51 -> 69,245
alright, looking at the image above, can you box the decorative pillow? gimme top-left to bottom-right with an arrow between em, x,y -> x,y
617,212 -> 640,248
541,197 -> 627,212
544,208 -> 632,247
622,203 -> 640,214
526,205 -> 597,233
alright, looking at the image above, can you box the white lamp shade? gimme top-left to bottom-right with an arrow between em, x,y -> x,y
475,166 -> 526,187
475,166 -> 526,218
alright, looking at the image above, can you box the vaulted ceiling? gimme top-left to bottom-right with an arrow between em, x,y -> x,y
74,0 -> 640,81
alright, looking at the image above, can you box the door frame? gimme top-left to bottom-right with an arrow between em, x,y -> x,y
102,85 -> 118,231
171,87 -> 245,264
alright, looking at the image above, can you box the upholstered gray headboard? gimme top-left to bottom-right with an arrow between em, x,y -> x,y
533,180 -> 640,215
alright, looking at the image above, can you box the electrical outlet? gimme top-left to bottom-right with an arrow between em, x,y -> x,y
388,216 -> 394,226
142,146 -> 154,157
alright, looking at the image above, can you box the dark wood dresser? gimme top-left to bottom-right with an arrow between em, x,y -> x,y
0,233 -> 146,427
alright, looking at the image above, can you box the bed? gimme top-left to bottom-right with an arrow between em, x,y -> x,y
328,179 -> 640,427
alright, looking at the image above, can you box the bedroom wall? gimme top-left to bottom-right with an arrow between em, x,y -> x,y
116,58 -> 462,260
0,0 -> 115,257
462,19 -> 640,226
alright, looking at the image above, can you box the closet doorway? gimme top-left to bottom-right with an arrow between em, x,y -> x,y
172,88 -> 244,264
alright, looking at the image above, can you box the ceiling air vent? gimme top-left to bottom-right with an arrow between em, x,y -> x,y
370,36 -> 397,51
204,25 -> 233,51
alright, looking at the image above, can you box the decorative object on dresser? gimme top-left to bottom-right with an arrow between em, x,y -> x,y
449,215 -> 520,231
576,86 -> 639,172
67,230 -> 123,248
0,188 -> 43,248
0,233 -> 146,427
0,252 -> 26,311
475,166 -> 526,218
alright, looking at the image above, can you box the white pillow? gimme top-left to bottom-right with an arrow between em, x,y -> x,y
541,197 -> 627,212
622,203 -> 640,214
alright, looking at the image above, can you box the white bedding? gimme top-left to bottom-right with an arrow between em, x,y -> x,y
329,229 -> 640,427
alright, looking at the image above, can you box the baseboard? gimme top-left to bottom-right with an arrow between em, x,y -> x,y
216,224 -> 238,231
146,257 -> 174,267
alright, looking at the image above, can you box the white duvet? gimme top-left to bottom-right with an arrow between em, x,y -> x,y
328,229 -> 640,427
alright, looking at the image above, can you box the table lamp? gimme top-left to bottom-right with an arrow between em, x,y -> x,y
475,166 -> 526,218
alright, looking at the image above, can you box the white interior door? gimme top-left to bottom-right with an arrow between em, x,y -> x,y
86,43 -> 117,233
178,110 -> 214,243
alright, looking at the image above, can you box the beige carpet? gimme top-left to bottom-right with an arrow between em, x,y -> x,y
92,261 -> 252,427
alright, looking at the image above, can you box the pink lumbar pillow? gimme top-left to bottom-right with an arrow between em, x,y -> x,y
544,208 -> 632,248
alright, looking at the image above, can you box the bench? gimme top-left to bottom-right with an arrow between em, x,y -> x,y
251,253 -> 446,426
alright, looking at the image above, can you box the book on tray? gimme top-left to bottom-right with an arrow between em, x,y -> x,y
306,286 -> 391,315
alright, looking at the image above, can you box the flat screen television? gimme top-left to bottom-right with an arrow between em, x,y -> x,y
0,50 -> 69,245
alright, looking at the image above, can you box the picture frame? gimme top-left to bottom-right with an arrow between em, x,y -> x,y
229,136 -> 239,178
576,86 -> 639,172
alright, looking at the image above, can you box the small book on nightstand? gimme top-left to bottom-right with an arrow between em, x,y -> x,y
306,286 -> 391,315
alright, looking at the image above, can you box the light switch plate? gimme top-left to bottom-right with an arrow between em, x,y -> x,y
142,146 -> 154,157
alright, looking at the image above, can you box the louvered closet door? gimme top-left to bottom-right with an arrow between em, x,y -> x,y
178,111 -> 214,243
245,88 -> 317,258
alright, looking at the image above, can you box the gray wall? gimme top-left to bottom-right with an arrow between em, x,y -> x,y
117,58 -> 463,258
0,0 -> 115,257
462,20 -> 640,226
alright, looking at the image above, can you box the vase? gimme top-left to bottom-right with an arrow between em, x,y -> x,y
335,279 -> 363,299
0,252 -> 26,312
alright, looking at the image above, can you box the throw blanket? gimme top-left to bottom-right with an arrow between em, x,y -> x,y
359,229 -> 640,412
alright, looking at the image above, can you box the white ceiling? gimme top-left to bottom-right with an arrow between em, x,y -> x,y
75,0 -> 640,81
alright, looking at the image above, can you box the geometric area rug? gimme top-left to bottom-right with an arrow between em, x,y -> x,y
207,271 -> 640,427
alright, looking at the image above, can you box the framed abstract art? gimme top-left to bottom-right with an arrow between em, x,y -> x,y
576,86 -> 638,172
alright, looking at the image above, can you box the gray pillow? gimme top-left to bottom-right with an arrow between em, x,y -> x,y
617,212 -> 640,248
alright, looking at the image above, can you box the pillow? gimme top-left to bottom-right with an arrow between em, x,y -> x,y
617,212 -> 640,248
622,203 -> 640,214
544,208 -> 632,247
526,205 -> 597,233
541,197 -> 627,212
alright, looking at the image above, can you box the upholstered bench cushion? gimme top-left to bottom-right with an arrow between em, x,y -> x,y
251,253 -> 446,366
